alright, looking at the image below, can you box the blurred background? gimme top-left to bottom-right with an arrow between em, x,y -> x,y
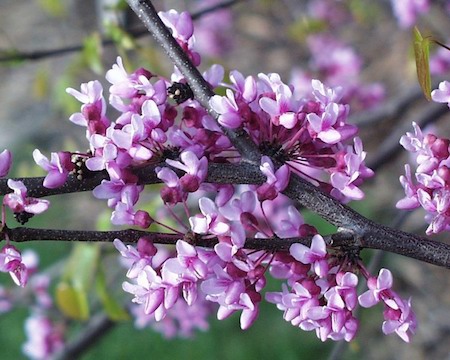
0,0 -> 449,359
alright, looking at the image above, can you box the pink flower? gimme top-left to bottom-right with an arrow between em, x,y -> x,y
3,180 -> 49,217
0,245 -> 29,287
259,83 -> 298,129
358,268 -> 393,308
390,0 -> 429,28
159,10 -> 194,43
33,150 -> 73,189
189,197 -> 230,235
431,80 -> 450,108
66,80 -> 109,136
22,313 -> 64,359
202,264 -> 260,330
0,149 -> 12,177
330,138 -> 373,201
257,156 -> 290,201
166,151 -> 208,192
162,240 -> 210,305
266,280 -> 320,327
290,234 -> 329,277
306,103 -> 342,144
122,265 -> 178,321
209,89 -> 242,128
158,10 -> 200,66
382,296 -> 417,343
114,238 -> 157,278
106,56 -> 140,98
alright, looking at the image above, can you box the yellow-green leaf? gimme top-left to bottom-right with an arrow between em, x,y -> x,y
104,22 -> 137,51
38,0 -> 66,17
62,243 -> 100,291
55,281 -> 90,320
82,33 -> 103,75
32,68 -> 50,100
96,268 -> 129,321
413,26 -> 432,101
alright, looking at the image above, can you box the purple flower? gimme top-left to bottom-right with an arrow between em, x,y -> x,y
431,80 -> 450,108
382,296 -> 417,343
106,56 -> 139,99
358,268 -> 393,308
396,164 -> 420,209
166,151 -> 208,192
0,149 -> 12,177
66,80 -> 109,136
209,89 -> 242,129
111,185 -> 152,228
325,272 -> 358,311
159,10 -> 194,43
229,70 -> 257,103
3,180 -> 49,216
189,197 -> 230,235
123,265 -> 178,321
158,10 -> 200,66
306,103 -> 342,144
257,156 -> 290,201
259,83 -> 298,129
290,234 -> 329,277
114,238 -> 157,279
162,241 -> 210,305
330,138 -> 373,201
0,245 -> 29,287
22,313 -> 64,359
33,150 -> 73,189
266,280 -> 320,327
202,264 -> 260,330
110,114 -> 153,162
390,0 -> 429,28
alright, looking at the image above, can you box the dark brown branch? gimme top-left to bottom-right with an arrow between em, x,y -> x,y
0,162 -> 265,197
4,225 -> 450,267
3,226 -> 344,251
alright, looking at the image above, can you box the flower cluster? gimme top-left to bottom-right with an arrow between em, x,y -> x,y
0,7 -> 419,348
397,118 -> 450,234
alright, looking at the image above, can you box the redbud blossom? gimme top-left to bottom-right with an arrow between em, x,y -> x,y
0,149 -> 12,177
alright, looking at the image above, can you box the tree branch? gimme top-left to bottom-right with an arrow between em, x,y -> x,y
50,313 -> 115,360
0,162 -> 265,197
3,225 -> 450,267
0,0 -> 242,63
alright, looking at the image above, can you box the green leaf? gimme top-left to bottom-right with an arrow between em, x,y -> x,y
287,17 -> 327,42
32,68 -> 50,100
38,0 -> 66,17
55,281 -> 90,320
96,267 -> 129,321
104,22 -> 137,51
413,26 -> 432,101
82,33 -> 103,74
62,243 -> 100,291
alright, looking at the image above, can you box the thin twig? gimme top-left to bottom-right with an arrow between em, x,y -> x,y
50,313 -> 115,360
0,0 -> 242,63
